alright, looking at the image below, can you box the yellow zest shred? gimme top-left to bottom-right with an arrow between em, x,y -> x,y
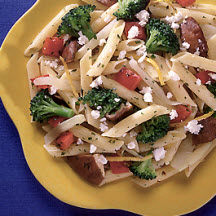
145,57 -> 165,86
194,110 -> 214,121
60,56 -> 79,98
106,155 -> 153,162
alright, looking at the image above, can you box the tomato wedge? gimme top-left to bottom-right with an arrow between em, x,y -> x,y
42,37 -> 64,57
109,161 -> 130,174
55,131 -> 74,150
176,0 -> 196,7
30,74 -> 50,89
48,116 -> 68,127
114,67 -> 141,91
195,70 -> 215,84
124,22 -> 146,40
170,105 -> 192,124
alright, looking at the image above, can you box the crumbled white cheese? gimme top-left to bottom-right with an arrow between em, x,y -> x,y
135,10 -> 150,27
129,130 -> 137,138
44,60 -> 58,69
117,50 -> 127,60
78,31 -> 89,45
104,15 -> 111,23
184,120 -> 203,135
169,109 -> 178,120
209,73 -> 216,80
139,86 -> 152,94
62,34 -> 71,44
90,144 -> 97,153
127,26 -> 139,39
114,98 -> 121,102
196,78 -> 202,86
198,39 -> 202,43
164,11 -> 184,29
168,70 -> 180,81
99,39 -> 106,46
58,65 -> 64,71
100,117 -> 106,122
167,92 -> 173,99
194,47 -> 200,56
127,142 -> 136,150
153,147 -> 166,162
90,76 -> 103,88
136,45 -> 147,63
97,106 -> 102,110
99,123 -> 109,132
185,65 -> 189,69
98,155 -> 108,164
181,42 -> 190,50
91,110 -> 100,119
205,80 -> 212,85
49,86 -> 57,95
77,138 -> 84,145
122,133 -> 127,137
144,93 -> 153,102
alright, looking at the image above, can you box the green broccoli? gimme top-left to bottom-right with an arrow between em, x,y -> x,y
57,4 -> 96,40
136,115 -> 170,144
145,18 -> 180,55
113,0 -> 149,21
204,83 -> 216,117
129,158 -> 157,180
30,89 -> 74,123
79,87 -> 125,118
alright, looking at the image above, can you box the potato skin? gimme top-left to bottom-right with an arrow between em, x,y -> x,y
67,154 -> 105,185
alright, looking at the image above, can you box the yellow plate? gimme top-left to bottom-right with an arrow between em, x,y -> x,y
0,0 -> 215,215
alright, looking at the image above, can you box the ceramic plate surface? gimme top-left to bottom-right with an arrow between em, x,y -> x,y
0,0 -> 215,215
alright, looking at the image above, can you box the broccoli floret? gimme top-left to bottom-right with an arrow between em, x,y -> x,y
57,4 -> 96,40
145,18 -> 180,55
30,89 -> 74,123
113,0 -> 149,21
136,115 -> 170,144
79,87 -> 125,118
129,158 -> 157,180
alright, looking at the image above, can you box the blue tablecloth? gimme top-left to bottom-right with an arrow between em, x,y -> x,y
0,0 -> 215,215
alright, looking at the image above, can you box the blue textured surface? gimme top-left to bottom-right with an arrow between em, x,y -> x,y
0,0 -> 215,215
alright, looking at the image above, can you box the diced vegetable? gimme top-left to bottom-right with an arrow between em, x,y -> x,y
194,70 -> 213,84
124,22 -> 146,40
114,67 -> 141,90
48,116 -> 68,127
170,105 -> 192,124
109,161 -> 130,174
55,131 -> 75,150
42,37 -> 64,57
30,75 -> 50,89
176,0 -> 196,7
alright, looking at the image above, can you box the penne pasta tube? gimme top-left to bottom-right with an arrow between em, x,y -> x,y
44,142 -> 116,158
102,105 -> 169,137
101,75 -> 148,108
82,0 -> 108,10
91,3 -> 119,33
75,18 -> 118,60
115,39 -> 144,53
87,21 -> 125,76
90,10 -> 104,23
70,125 -> 124,151
172,62 -> 216,111
26,52 -> 41,99
171,52 -> 216,72
24,4 -> 78,56
102,59 -> 127,75
200,24 -> 216,40
187,4 -> 216,16
44,115 -> 86,145
207,34 -> 216,60
132,165 -> 179,188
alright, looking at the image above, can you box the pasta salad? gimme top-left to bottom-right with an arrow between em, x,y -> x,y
25,0 -> 216,187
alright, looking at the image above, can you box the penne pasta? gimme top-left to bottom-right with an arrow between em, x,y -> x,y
102,59 -> 127,75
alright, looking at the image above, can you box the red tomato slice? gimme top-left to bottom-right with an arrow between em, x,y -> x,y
30,74 -> 50,89
109,161 -> 130,174
114,67 -> 141,90
176,0 -> 196,7
42,37 -> 64,57
194,70 -> 214,84
55,131 -> 74,150
124,22 -> 146,40
170,105 -> 192,124
48,116 -> 68,127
